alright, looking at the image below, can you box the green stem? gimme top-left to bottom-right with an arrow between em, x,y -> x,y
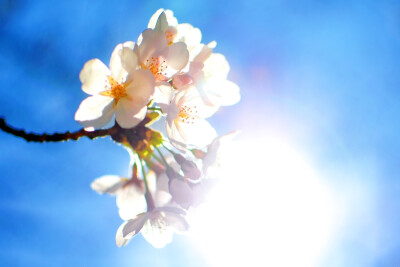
139,157 -> 155,211
155,146 -> 169,166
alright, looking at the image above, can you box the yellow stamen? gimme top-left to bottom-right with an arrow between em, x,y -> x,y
100,76 -> 129,106
142,56 -> 168,82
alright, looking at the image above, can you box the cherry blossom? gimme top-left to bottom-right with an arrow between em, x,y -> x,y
159,87 -> 218,150
116,206 -> 188,248
75,42 -> 155,129
91,175 -> 147,220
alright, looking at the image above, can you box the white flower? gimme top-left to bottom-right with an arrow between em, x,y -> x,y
116,207 -> 189,248
75,42 -> 155,129
148,9 -> 202,60
91,175 -> 147,220
174,42 -> 241,108
137,13 -> 189,83
159,87 -> 218,150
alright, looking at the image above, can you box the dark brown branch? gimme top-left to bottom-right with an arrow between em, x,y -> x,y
0,117 -> 116,142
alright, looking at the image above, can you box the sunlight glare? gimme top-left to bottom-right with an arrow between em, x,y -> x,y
189,135 -> 339,267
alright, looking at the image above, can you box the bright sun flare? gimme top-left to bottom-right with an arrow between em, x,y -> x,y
189,135 -> 339,267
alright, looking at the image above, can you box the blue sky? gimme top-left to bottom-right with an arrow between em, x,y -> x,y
1,0 -> 400,266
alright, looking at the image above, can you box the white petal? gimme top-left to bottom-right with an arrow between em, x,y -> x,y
110,44 -> 126,83
176,23 -> 202,57
122,41 -> 135,49
165,42 -> 189,71
153,82 -> 175,104
117,185 -> 147,221
193,43 -> 214,64
169,179 -> 193,209
122,213 -> 148,239
203,53 -> 230,80
166,120 -> 187,151
91,175 -> 124,195
154,11 -> 168,32
176,87 -> 218,118
126,69 -> 155,105
148,9 -> 165,29
79,59 -> 110,95
116,222 -> 131,247
164,212 -> 189,232
120,47 -> 138,74
138,29 -> 168,64
173,117 -> 217,148
201,80 -> 241,107
115,100 -> 147,129
141,213 -> 173,248
74,95 -> 115,129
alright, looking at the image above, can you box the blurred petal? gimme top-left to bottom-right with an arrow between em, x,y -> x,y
142,215 -> 173,248
91,175 -> 124,195
122,214 -> 148,239
169,179 -> 193,209
164,212 -> 190,232
117,185 -> 147,221
203,53 -> 230,80
116,222 -> 131,247
200,80 -> 241,107
79,59 -> 110,95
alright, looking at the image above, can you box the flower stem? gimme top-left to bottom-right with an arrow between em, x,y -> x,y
155,146 -> 169,166
139,157 -> 155,211
0,117 -> 116,142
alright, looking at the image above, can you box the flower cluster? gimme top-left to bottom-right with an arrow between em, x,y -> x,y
79,9 -> 240,248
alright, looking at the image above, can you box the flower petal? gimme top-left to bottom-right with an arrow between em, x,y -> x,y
122,213 -> 148,239
169,117 -> 217,148
116,222 -> 131,247
200,79 -> 241,107
74,95 -> 114,129
141,214 -> 174,248
120,47 -> 138,74
115,100 -> 147,129
117,185 -> 147,221
79,59 -> 110,95
164,212 -> 190,232
126,69 -> 155,106
138,29 -> 168,64
169,179 -> 193,209
164,42 -> 189,71
91,175 -> 124,195
153,82 -> 175,104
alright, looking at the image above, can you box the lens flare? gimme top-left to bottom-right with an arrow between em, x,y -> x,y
189,135 -> 339,267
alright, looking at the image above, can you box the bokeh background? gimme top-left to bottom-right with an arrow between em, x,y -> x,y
1,0 -> 400,266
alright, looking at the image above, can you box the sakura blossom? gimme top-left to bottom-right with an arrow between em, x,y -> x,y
75,42 -> 155,129
0,8 -> 241,250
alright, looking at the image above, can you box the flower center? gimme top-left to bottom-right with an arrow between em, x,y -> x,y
177,105 -> 197,124
143,56 -> 168,82
100,76 -> 128,106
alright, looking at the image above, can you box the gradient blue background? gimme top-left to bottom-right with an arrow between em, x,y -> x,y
1,0 -> 400,266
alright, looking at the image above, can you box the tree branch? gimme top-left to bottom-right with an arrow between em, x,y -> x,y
0,117 -> 116,142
